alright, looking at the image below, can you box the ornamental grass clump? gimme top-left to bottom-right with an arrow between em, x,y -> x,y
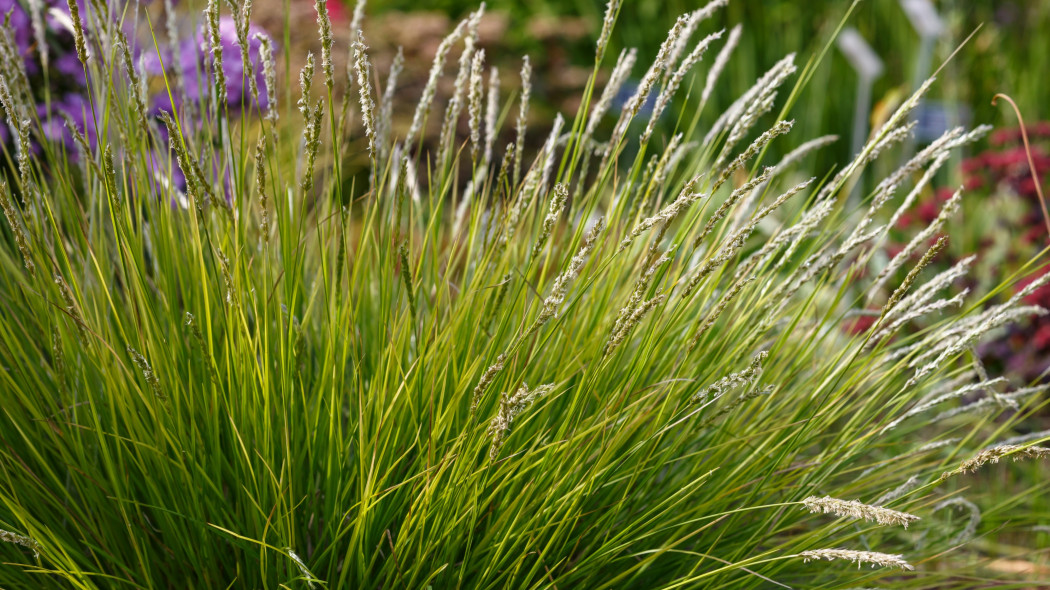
1,0 -> 1049,588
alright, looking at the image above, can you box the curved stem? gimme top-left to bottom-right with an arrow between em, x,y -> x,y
992,93 -> 1050,239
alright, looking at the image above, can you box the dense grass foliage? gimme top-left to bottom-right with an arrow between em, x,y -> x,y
0,1 -> 1048,588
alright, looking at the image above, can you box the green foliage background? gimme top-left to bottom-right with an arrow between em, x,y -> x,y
369,0 -> 1049,160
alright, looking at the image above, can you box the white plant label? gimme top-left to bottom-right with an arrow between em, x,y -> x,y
900,0 -> 946,38
837,28 -> 884,81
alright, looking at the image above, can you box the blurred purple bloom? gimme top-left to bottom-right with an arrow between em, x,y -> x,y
38,93 -> 97,150
53,52 -> 86,85
2,0 -> 35,72
147,16 -> 271,114
0,0 -> 267,207
1,0 -> 31,47
0,0 -> 93,153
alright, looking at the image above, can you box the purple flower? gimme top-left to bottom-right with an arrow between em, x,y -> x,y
206,16 -> 270,110
147,16 -> 272,114
1,0 -> 32,51
37,93 -> 97,150
52,52 -> 86,86
0,0 -> 93,155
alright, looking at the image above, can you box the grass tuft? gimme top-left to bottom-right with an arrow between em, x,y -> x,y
0,1 -> 1047,588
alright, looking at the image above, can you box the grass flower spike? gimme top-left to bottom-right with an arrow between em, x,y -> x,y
0,2 -> 1045,588
802,496 -> 920,528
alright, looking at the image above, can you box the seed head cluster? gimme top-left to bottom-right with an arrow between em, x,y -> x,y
802,496 -> 920,528
799,549 -> 913,570
942,445 -> 1050,480
487,382 -> 555,460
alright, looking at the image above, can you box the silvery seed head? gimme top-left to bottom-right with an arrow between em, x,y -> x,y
799,549 -> 913,570
802,496 -> 920,528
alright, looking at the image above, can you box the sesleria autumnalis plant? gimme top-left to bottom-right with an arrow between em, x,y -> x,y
1,0 -> 1049,588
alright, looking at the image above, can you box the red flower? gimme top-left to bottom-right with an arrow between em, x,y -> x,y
1016,272 -> 1050,305
895,212 -> 915,229
991,128 -> 1014,146
844,313 -> 878,335
917,200 -> 939,224
962,157 -> 985,174
1034,324 -> 1050,350
1001,147 -> 1031,169
1022,225 -> 1046,245
1016,176 -> 1039,197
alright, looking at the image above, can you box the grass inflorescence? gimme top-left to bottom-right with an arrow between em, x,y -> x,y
0,0 -> 1047,588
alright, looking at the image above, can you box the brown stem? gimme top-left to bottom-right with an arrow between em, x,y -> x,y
992,93 -> 1050,239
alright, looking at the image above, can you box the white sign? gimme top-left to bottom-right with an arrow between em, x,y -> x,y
837,28 -> 884,81
900,0 -> 945,38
